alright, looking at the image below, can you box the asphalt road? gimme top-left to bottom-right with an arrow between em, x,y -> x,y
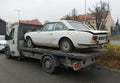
0,53 -> 120,83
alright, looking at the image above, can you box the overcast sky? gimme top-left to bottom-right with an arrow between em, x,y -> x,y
0,0 -> 119,24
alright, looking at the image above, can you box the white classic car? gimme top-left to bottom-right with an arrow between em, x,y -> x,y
24,20 -> 108,52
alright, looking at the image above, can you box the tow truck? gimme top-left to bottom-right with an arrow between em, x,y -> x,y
5,22 -> 108,74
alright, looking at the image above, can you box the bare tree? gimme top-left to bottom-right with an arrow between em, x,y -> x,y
62,13 -> 71,20
61,8 -> 79,21
88,1 -> 110,30
71,8 -> 78,20
87,20 -> 96,29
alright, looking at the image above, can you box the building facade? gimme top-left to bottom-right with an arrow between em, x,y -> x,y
78,12 -> 113,34
0,19 -> 6,35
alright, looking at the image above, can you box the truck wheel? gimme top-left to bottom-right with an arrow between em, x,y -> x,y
26,37 -> 34,48
5,47 -> 12,59
60,39 -> 73,52
42,56 -> 56,74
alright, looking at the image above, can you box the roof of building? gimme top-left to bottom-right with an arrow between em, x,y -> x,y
0,18 -> 6,23
77,11 -> 109,22
10,19 -> 42,28
20,19 -> 42,25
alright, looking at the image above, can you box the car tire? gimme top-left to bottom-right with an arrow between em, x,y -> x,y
60,38 -> 74,52
26,37 -> 34,48
42,56 -> 56,74
5,47 -> 12,59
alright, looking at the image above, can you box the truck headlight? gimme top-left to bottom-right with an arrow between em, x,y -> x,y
0,44 -> 5,46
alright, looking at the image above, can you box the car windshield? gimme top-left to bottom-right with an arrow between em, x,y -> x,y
68,21 -> 92,31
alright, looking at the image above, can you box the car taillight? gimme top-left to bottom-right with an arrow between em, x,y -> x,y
92,36 -> 98,43
93,36 -> 98,41
73,62 -> 81,70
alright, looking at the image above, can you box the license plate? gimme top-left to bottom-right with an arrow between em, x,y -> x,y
99,36 -> 106,40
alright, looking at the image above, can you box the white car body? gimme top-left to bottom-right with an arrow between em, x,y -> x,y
24,20 -> 108,49
0,35 -> 7,51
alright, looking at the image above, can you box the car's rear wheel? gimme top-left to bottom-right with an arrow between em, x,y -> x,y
60,38 -> 74,52
26,37 -> 34,48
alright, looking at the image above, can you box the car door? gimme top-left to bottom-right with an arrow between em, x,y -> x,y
7,26 -> 20,56
36,23 -> 55,46
52,22 -> 68,46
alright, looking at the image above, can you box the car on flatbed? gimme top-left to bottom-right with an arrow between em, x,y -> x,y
5,22 -> 108,74
24,20 -> 108,52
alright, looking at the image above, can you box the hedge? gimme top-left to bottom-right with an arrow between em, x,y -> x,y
104,44 -> 120,58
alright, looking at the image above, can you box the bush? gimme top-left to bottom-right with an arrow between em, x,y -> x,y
97,44 -> 120,69
104,44 -> 120,58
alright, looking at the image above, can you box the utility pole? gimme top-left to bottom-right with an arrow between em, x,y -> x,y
84,0 -> 87,23
16,9 -> 21,21
101,0 -> 103,4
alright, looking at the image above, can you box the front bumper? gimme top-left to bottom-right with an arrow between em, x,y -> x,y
0,46 -> 5,51
77,42 -> 108,48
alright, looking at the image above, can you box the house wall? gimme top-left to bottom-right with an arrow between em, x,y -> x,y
86,20 -> 96,29
105,13 -> 114,35
0,19 -> 6,35
85,12 -> 113,35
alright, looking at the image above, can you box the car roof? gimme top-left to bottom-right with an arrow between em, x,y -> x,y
45,20 -> 79,24
44,20 -> 81,30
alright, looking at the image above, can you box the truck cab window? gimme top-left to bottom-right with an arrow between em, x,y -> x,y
9,28 -> 15,40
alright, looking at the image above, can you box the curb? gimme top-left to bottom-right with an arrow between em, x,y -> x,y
95,65 -> 120,73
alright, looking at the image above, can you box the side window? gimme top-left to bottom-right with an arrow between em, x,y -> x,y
55,23 -> 68,31
42,23 -> 55,31
9,28 -> 15,40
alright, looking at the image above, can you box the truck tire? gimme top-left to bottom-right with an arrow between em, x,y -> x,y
26,37 -> 34,48
5,47 -> 12,59
42,56 -> 56,74
60,38 -> 74,52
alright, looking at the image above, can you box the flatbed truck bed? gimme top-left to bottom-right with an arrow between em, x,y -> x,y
22,47 -> 107,60
20,47 -> 108,73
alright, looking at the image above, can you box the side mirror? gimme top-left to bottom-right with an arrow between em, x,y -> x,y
5,34 -> 10,40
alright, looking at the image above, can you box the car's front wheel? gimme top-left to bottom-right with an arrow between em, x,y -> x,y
60,38 -> 74,52
26,37 -> 34,48
5,47 -> 12,59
